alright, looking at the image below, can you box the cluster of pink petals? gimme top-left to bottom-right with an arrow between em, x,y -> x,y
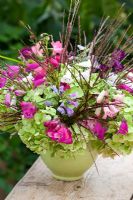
4,93 -> 11,107
20,102 -> 37,119
51,41 -> 63,55
93,122 -> 107,140
26,62 -> 40,72
0,77 -> 7,88
60,82 -> 70,91
6,65 -> 20,79
14,90 -> 26,97
44,120 -> 73,144
80,119 -> 106,140
31,42 -> 44,57
118,120 -> 128,135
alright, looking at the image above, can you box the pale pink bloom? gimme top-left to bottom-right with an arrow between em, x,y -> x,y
127,72 -> 133,82
109,105 -> 119,114
4,94 -> 11,107
51,41 -> 63,55
80,118 -> 98,133
97,90 -> 108,104
103,106 -> 117,119
14,90 -> 26,96
31,42 -> 43,57
95,107 -> 102,117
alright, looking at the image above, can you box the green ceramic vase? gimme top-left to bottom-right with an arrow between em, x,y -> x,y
41,148 -> 97,181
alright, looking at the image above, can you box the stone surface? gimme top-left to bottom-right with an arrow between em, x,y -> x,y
6,154 -> 133,200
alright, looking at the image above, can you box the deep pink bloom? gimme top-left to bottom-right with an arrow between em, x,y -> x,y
4,94 -> 11,107
49,57 -> 60,68
26,62 -> 40,72
34,67 -> 46,79
51,41 -> 63,55
60,82 -> 70,91
44,120 -> 73,144
93,122 -> 107,140
0,77 -> 7,88
31,42 -> 43,57
20,102 -> 37,119
118,120 -> 128,135
7,65 -> 20,79
117,84 -> 133,94
32,76 -> 45,88
14,90 -> 26,96
20,47 -> 32,59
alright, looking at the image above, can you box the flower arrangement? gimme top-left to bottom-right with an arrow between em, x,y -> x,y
0,1 -> 133,159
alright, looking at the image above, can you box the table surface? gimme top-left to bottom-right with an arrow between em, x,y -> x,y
6,154 -> 133,200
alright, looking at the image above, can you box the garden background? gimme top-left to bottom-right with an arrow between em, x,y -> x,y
0,0 -> 133,199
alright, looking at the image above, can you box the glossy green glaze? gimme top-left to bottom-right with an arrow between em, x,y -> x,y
41,148 -> 97,181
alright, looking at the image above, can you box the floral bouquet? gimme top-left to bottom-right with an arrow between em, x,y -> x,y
0,1 -> 133,170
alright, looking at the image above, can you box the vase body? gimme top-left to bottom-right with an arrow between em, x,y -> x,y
41,148 -> 97,181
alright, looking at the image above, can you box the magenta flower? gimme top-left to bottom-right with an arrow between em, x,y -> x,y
117,84 -> 133,94
93,122 -> 107,140
118,120 -> 128,135
20,102 -> 37,119
7,65 -> 20,79
44,120 -> 73,144
0,77 -> 7,88
60,82 -> 70,92
14,90 -> 26,97
51,41 -> 63,55
49,57 -> 60,68
34,67 -> 46,79
20,47 -> 32,59
112,49 -> 126,61
4,94 -> 11,107
26,62 -> 40,72
32,76 -> 45,88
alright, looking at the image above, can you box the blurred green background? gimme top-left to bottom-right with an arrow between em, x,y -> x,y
0,0 -> 133,198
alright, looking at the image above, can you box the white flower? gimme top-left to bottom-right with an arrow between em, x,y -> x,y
22,73 -> 33,83
77,45 -> 86,51
61,70 -> 72,83
107,73 -> 118,86
77,60 -> 92,68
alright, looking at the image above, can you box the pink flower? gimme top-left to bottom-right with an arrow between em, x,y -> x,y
118,120 -> 128,135
93,122 -> 107,140
80,118 -> 98,133
7,65 -> 20,79
31,42 -> 43,57
103,106 -> 118,119
127,72 -> 133,82
51,41 -> 63,55
20,102 -> 37,119
4,94 -> 11,107
0,77 -> 7,88
97,90 -> 108,103
60,82 -> 70,91
26,62 -> 40,72
20,47 -> 32,59
117,84 -> 133,94
34,67 -> 46,79
44,120 -> 73,144
32,76 -> 45,88
49,57 -> 60,68
14,90 -> 26,96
